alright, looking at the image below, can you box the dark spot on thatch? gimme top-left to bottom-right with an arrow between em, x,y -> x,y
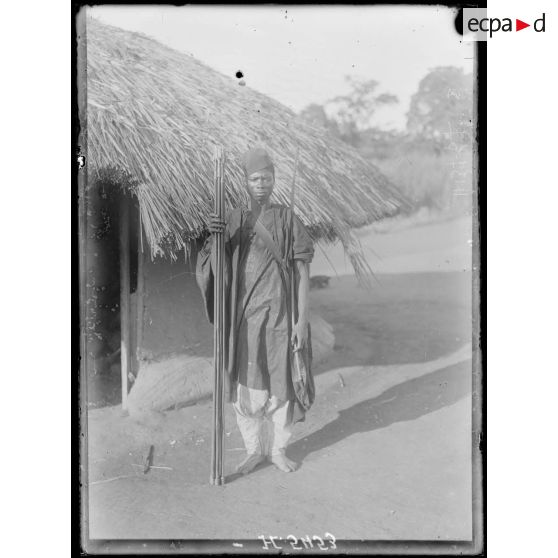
235,71 -> 243,79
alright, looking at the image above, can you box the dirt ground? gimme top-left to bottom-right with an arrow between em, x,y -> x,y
83,216 -> 476,546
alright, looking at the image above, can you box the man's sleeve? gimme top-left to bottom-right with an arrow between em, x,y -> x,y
292,213 -> 314,263
195,236 -> 215,324
195,213 -> 234,324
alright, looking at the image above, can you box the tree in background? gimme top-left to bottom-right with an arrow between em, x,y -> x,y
357,128 -> 404,161
327,76 -> 398,147
299,67 -> 474,214
300,76 -> 398,148
406,66 -> 473,149
299,103 -> 342,140
398,66 -> 474,211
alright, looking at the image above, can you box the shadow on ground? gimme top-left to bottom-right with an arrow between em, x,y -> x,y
289,359 -> 471,463
311,272 -> 472,374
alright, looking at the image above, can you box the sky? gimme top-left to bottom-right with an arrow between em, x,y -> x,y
90,5 -> 474,131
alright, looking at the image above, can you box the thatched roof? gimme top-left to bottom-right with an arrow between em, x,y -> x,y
86,16 -> 409,262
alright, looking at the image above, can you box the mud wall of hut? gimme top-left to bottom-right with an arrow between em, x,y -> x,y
139,254 -> 213,364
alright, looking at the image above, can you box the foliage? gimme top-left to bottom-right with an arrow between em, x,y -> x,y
298,104 -> 342,139
406,66 -> 473,146
299,65 -> 474,214
300,76 -> 398,148
328,76 -> 398,130
375,145 -> 473,214
326,76 -> 398,146
357,128 -> 405,161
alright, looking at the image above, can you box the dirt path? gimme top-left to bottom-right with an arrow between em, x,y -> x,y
84,218 -> 476,544
311,215 -> 472,276
86,342 -> 472,542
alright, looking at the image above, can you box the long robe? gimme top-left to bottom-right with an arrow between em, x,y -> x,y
196,204 -> 314,422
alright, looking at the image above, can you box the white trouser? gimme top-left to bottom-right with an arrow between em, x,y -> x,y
233,384 -> 293,456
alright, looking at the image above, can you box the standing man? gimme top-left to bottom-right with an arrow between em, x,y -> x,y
196,147 -> 314,474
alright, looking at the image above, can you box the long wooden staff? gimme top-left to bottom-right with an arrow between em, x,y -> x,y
290,149 -> 304,382
211,146 -> 226,486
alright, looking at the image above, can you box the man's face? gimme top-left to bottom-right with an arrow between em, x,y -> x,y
246,169 -> 275,205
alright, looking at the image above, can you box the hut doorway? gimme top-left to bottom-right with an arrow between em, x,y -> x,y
85,181 -> 141,409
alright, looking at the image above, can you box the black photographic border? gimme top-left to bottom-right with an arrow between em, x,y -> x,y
72,2 -> 486,555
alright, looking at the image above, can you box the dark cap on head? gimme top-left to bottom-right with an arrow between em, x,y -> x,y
243,147 -> 274,176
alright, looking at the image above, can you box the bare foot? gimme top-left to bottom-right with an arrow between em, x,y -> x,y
270,453 -> 298,472
236,453 -> 266,475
